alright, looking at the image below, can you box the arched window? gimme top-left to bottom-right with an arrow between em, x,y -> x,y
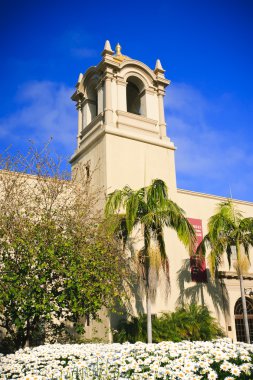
86,82 -> 98,121
127,82 -> 140,115
234,297 -> 253,342
126,76 -> 145,116
82,75 -> 98,129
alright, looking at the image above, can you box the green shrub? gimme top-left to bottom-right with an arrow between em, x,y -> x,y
113,304 -> 224,343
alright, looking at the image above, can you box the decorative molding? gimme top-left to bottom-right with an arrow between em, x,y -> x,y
105,125 -> 175,150
70,118 -> 175,164
71,89 -> 84,102
144,88 -> 156,95
80,113 -> 104,139
157,88 -> 166,97
116,110 -> 157,125
219,271 -> 253,280
81,98 -> 96,107
116,77 -> 127,86
177,188 -> 253,206
119,59 -> 158,82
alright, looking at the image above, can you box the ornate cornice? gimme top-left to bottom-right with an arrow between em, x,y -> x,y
219,271 -> 253,280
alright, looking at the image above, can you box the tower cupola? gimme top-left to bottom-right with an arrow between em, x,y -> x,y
71,41 -> 172,149
70,41 -> 176,195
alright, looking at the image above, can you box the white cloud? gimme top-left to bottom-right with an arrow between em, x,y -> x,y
165,82 -> 253,201
0,81 -> 76,157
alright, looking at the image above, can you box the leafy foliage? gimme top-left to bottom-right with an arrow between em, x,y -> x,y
113,304 -> 224,343
0,144 -> 129,352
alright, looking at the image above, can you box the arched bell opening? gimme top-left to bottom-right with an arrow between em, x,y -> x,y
82,75 -> 99,129
86,79 -> 98,121
126,76 -> 146,117
234,297 -> 253,342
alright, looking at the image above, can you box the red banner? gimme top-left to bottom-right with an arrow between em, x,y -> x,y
188,218 -> 207,283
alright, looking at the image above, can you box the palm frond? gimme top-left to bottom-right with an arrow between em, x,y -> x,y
208,245 -> 222,278
105,185 -> 135,217
226,245 -> 232,269
242,241 -> 251,264
148,244 -> 162,275
215,199 -> 243,224
239,218 -> 253,246
141,210 -> 164,228
144,225 -> 151,253
233,252 -> 250,275
196,234 -> 210,257
152,225 -> 169,276
175,216 -> 196,254
208,213 -> 234,245
146,179 -> 168,211
163,201 -> 196,253
141,202 -> 195,254
154,226 -> 166,260
125,190 -> 142,234
105,189 -> 124,217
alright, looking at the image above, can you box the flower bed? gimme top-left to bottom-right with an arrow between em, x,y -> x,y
0,339 -> 253,379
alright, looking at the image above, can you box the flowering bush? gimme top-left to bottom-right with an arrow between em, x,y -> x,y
0,339 -> 253,379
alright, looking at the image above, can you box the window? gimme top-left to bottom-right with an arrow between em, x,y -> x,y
85,163 -> 90,180
234,297 -> 253,342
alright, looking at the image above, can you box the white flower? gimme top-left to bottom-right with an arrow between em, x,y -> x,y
230,365 -> 241,376
220,361 -> 231,371
1,339 -> 253,379
207,370 -> 218,379
240,362 -> 251,374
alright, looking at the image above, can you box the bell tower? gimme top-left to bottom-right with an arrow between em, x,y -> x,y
70,41 -> 177,196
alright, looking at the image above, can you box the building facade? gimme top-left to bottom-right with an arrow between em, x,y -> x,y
70,41 -> 253,343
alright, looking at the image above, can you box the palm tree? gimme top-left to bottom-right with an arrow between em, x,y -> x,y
105,179 -> 195,343
197,199 -> 253,343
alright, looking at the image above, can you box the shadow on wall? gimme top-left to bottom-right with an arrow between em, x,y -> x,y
110,238 -> 171,333
110,239 -> 145,333
177,259 -> 229,319
110,284 -> 145,338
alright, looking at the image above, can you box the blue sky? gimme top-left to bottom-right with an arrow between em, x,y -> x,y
1,0 -> 253,201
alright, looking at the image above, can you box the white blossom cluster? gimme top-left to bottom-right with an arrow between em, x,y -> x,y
0,339 -> 253,379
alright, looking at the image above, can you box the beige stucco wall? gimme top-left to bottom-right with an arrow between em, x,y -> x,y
105,133 -> 176,195
174,189 -> 253,341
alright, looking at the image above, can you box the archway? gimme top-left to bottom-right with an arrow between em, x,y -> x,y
234,297 -> 253,342
86,79 -> 98,121
126,76 -> 145,116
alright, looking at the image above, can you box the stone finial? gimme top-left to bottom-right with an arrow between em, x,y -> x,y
115,43 -> 122,56
77,73 -> 83,84
154,59 -> 165,75
101,40 -> 114,56
104,40 -> 112,51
